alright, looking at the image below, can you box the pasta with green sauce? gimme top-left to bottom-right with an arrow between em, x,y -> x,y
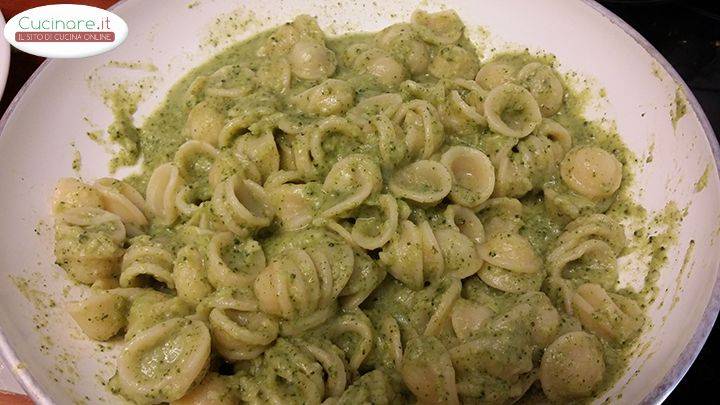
52,9 -> 649,404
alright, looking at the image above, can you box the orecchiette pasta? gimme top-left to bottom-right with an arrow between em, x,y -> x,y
291,79 -> 355,116
440,146 -> 495,208
539,331 -> 606,401
560,146 -> 623,200
484,83 -> 542,138
114,318 -> 211,403
54,10 -> 650,405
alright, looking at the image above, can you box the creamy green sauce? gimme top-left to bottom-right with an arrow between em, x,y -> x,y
75,11 -> 685,404
694,164 -> 710,192
671,87 -> 687,130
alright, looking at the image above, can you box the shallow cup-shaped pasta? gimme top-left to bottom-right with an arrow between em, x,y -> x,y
517,62 -> 564,117
375,23 -> 430,75
394,99 -> 444,159
254,248 -> 340,326
211,175 -> 274,236
484,83 -> 542,138
440,146 -> 495,208
209,307 -> 279,360
288,39 -> 337,80
560,146 -> 623,200
120,235 -> 175,289
475,61 -> 516,91
52,177 -> 102,213
116,318 -> 211,403
94,178 -> 148,232
443,204 -> 485,244
322,154 -> 382,218
540,331 -> 606,401
234,129 -> 280,182
429,45 -> 479,80
173,245 -> 213,306
389,160 -> 452,204
401,336 -> 460,405
411,9 -> 464,45
571,283 -> 644,343
291,79 -> 355,116
146,162 -> 185,225
184,100 -> 225,146
67,291 -> 127,341
207,232 -> 266,289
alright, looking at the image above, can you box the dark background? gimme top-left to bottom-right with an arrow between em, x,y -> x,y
0,0 -> 718,403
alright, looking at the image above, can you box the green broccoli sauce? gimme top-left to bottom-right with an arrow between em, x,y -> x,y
83,17 -> 688,404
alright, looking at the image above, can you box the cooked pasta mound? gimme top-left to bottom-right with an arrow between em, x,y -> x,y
54,10 -> 647,404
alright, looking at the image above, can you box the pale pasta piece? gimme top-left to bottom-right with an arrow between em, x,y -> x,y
476,197 -> 524,237
539,331 -> 606,401
375,23 -> 430,75
429,45 -> 479,80
373,114 -> 408,168
477,233 -> 543,293
346,45 -> 408,87
336,370 -> 397,405
146,162 -> 185,225
475,61 -> 516,91
560,146 -> 623,200
210,307 -> 279,361
173,245 -> 213,306
440,146 -> 495,208
517,62 -> 564,116
298,337 -> 350,398
394,99 -> 444,159
484,83 -> 542,138
346,93 -> 403,134
477,232 -> 540,273
339,251 -> 387,308
115,318 -> 212,403
52,177 -> 102,213
547,214 -> 626,312
299,116 -> 363,177
291,79 -> 355,116
350,194 -> 399,250
54,207 -> 126,284
254,248 -> 340,320
245,338 -> 326,404
388,160 -> 452,204
211,175 -> 274,236
422,278 -> 462,336
94,178 -> 148,234
265,170 -> 320,231
439,80 -> 488,133
234,129 -> 280,182
120,235 -> 175,289
571,283 -> 644,343
411,9 -> 464,45
321,154 -> 382,218
401,336 -> 460,405
171,373 -> 238,405
326,309 -> 375,371
208,148 -> 261,189
256,57 -> 292,94
174,140 -> 219,181
257,15 -> 321,57
443,204 -> 485,244
124,291 -> 193,341
185,100 -> 225,146
450,298 -> 493,340
288,39 -> 337,80
381,219 -> 480,290
207,232 -> 266,289
67,291 -> 127,341
434,228 -> 484,279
